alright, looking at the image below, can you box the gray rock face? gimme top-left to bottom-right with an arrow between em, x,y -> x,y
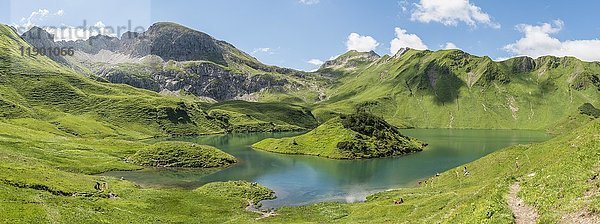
138,22 -> 226,64
510,56 -> 536,73
21,23 -> 308,102
21,27 -> 68,64
158,63 -> 288,101
94,62 -> 288,101
95,66 -> 161,92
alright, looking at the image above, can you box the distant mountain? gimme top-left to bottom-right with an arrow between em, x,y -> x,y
1,24 -> 317,136
17,23 -> 600,130
319,50 -> 381,72
313,48 -> 600,129
21,22 -> 327,102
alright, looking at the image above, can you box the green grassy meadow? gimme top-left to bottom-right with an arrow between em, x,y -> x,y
0,22 -> 598,223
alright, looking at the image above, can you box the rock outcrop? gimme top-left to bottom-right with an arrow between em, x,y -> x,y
21,23 -> 314,102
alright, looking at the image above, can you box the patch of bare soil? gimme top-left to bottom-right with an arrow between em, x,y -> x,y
508,182 -> 538,224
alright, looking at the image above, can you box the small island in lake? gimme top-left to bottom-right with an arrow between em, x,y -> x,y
252,111 -> 426,159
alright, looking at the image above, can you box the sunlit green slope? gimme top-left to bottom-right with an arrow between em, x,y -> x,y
269,119 -> 599,223
1,24 -> 317,136
314,49 -> 600,130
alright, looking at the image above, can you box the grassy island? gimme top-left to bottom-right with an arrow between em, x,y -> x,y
252,112 -> 426,159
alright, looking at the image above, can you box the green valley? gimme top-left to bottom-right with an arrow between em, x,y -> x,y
0,4 -> 599,222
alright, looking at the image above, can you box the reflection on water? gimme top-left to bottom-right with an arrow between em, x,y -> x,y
105,129 -> 550,208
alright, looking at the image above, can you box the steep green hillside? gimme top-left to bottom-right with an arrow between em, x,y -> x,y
547,103 -> 599,135
1,24 -> 224,137
2,24 -> 318,136
0,96 -> 271,223
253,112 -> 425,159
268,119 -> 599,223
2,21 -> 599,224
315,49 -> 600,130
1,107 -> 595,223
207,100 -> 318,132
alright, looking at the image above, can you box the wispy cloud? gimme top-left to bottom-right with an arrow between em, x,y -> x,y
14,9 -> 118,41
299,0 -> 320,5
252,47 -> 277,55
307,59 -> 324,66
443,42 -> 459,50
398,0 -> 410,13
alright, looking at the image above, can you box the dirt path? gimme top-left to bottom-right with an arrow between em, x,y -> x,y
508,183 -> 538,224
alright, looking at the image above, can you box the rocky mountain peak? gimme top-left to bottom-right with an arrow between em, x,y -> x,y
21,26 -> 54,41
320,50 -> 381,71
134,22 -> 226,64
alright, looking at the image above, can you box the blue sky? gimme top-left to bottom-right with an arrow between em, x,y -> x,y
2,0 -> 600,71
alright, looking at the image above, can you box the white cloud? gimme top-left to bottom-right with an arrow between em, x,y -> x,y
346,33 -> 379,52
307,59 -> 324,66
390,27 -> 428,55
252,47 -> 273,54
411,0 -> 499,28
14,9 -> 115,41
399,0 -> 410,13
443,42 -> 459,49
299,0 -> 320,5
328,54 -> 341,60
503,20 -> 600,62
17,9 -> 65,29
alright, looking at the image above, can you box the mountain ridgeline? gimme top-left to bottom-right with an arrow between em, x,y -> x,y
1,24 -> 317,137
1,21 -> 599,223
21,22 -> 327,102
314,49 -> 599,129
15,22 -> 600,131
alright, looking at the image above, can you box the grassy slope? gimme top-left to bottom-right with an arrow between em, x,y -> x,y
267,120 -> 599,223
2,22 -> 599,223
0,24 -> 301,223
129,141 -> 237,168
253,117 -> 355,159
314,49 -> 600,130
207,100 -> 318,132
0,106 -> 278,223
2,24 -> 317,136
0,24 -> 226,137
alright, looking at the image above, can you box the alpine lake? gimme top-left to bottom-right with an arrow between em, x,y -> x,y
104,129 -> 550,208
